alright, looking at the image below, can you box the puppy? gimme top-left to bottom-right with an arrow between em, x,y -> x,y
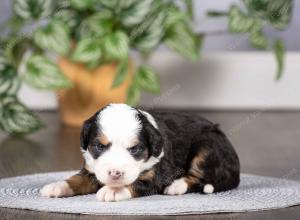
41,104 -> 240,202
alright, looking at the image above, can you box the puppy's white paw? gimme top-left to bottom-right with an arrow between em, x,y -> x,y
40,181 -> 74,198
96,186 -> 131,202
164,178 -> 188,195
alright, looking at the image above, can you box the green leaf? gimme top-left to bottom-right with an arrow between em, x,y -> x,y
242,0 -> 269,18
207,11 -> 228,17
0,57 -> 20,95
13,0 -> 54,20
267,0 -> 293,30
250,30 -> 268,49
71,38 -> 102,63
70,0 -> 94,10
120,0 -> 153,26
135,65 -> 160,93
34,21 -> 71,55
53,9 -> 78,29
99,0 -> 119,9
103,31 -> 129,60
111,59 -> 129,88
164,22 -> 202,61
4,36 -> 32,66
242,0 -> 293,30
273,39 -> 285,80
133,11 -> 165,53
126,85 -> 140,106
228,5 -> 256,33
0,95 -> 43,135
183,0 -> 194,20
164,6 -> 187,29
23,55 -> 72,90
77,11 -> 113,38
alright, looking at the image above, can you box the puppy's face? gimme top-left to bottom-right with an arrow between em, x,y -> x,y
80,104 -> 163,187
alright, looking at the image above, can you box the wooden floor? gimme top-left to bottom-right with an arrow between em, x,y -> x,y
0,110 -> 300,220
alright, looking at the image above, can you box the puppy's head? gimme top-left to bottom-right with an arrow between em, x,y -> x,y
80,104 -> 163,187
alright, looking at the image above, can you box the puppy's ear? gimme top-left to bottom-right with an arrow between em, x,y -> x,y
80,119 -> 93,151
140,113 -> 163,157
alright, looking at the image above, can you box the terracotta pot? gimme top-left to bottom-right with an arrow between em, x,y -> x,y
57,57 -> 132,127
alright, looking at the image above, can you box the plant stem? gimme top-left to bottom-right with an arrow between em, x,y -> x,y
199,29 -> 229,36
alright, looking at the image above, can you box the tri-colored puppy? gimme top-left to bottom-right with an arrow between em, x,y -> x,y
41,104 -> 240,202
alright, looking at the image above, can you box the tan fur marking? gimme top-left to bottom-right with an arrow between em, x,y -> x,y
185,148 -> 207,187
98,133 -> 110,145
66,174 -> 99,195
126,138 -> 139,148
127,169 -> 155,198
127,185 -> 138,198
138,169 -> 155,181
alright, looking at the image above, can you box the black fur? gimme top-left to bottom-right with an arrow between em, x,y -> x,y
131,110 -> 240,196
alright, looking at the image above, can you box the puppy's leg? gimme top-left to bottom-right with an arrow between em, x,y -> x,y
165,127 -> 240,195
95,169 -> 159,202
128,169 -> 161,197
41,168 -> 101,198
164,147 -> 212,195
96,186 -> 132,202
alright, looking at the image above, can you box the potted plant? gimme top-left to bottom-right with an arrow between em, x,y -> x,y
0,0 -> 293,135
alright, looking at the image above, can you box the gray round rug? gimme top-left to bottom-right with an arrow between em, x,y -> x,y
1,171 -> 300,215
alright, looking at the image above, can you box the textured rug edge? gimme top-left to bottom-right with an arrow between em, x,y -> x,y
1,171 -> 300,216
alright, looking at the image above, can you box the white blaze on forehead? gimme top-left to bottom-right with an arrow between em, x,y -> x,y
97,104 -> 141,145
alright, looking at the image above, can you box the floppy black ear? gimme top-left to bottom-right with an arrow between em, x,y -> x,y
140,113 -> 164,158
80,118 -> 93,151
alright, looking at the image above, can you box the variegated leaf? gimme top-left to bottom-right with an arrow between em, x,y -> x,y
267,0 -> 293,30
242,0 -> 269,18
0,63 -> 20,96
103,31 -> 129,60
273,39 -> 285,80
70,0 -> 94,10
53,9 -> 78,29
126,84 -> 140,106
0,95 -> 43,135
24,55 -> 72,90
134,12 -> 165,53
164,6 -> 187,28
77,11 -> 113,38
250,30 -> 268,49
164,22 -> 201,61
120,0 -> 153,26
228,5 -> 256,33
111,59 -> 129,88
99,0 -> 119,9
135,65 -> 160,93
71,38 -> 102,63
34,21 -> 71,55
13,0 -> 54,20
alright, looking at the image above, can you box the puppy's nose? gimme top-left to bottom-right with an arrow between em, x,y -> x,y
108,169 -> 124,180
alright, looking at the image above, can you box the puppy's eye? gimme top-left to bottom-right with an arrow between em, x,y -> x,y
128,145 -> 142,155
95,143 -> 105,152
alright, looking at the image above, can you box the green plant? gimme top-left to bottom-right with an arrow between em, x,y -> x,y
0,0 -> 294,135
208,0 -> 293,79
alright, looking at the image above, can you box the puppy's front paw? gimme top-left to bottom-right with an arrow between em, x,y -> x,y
40,181 -> 74,198
164,178 -> 188,195
96,186 -> 131,202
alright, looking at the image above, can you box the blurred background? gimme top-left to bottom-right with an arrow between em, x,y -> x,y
0,0 -> 299,117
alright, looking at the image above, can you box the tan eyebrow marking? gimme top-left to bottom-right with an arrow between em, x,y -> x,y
98,133 -> 110,145
126,138 -> 140,148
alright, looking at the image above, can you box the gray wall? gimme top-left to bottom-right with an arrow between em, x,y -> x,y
0,0 -> 299,51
